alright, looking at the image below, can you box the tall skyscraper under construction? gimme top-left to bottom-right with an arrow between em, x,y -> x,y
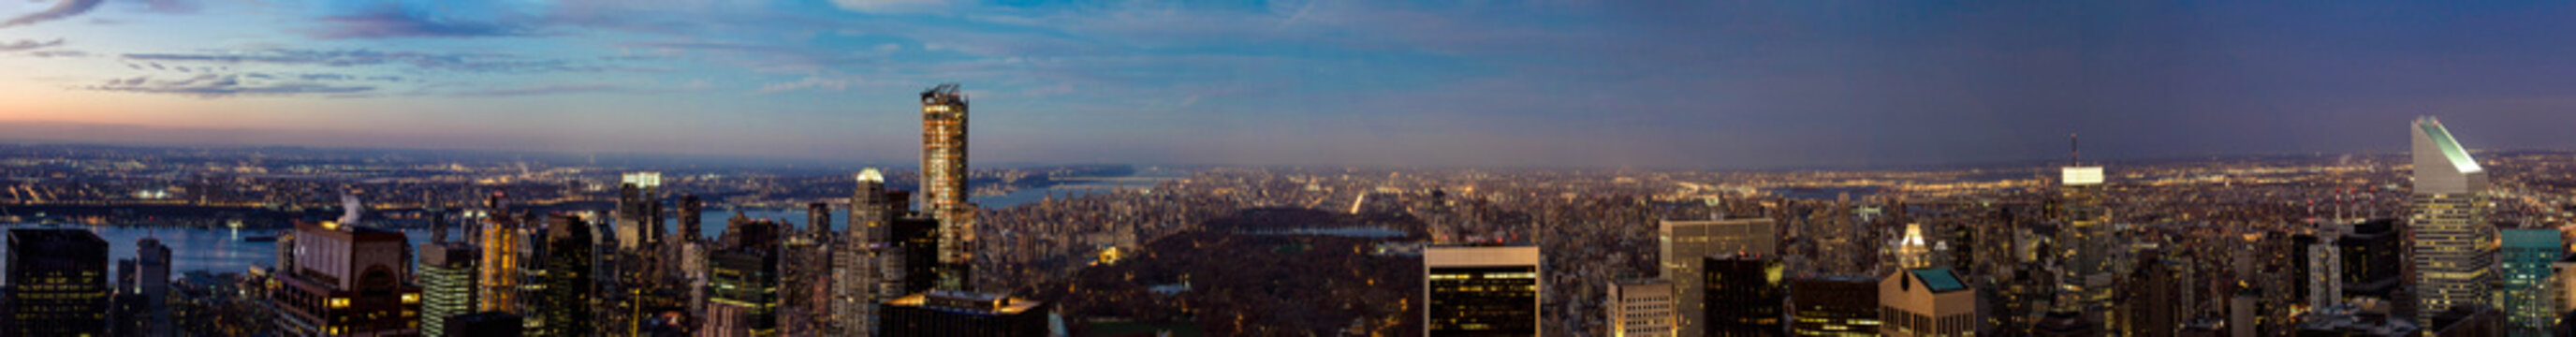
920,83 -> 976,290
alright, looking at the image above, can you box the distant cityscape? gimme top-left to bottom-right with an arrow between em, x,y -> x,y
5,84 -> 2576,337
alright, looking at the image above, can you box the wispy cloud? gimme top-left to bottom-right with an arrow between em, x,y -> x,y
313,10 -> 528,39
121,49 -> 617,73
830,0 -> 950,13
85,74 -> 376,98
759,75 -> 852,93
443,83 -> 636,97
0,38 -> 66,51
0,0 -> 105,28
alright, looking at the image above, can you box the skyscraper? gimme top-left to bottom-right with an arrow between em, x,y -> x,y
2054,163 -> 2113,328
421,235 -> 480,337
5,228 -> 110,337
920,82 -> 975,290
618,172 -> 664,254
269,220 -> 421,336
1660,218 -> 1777,336
541,214 -> 595,337
1704,255 -> 1785,336
834,168 -> 891,336
1424,245 -> 1543,336
480,191 -> 524,314
118,237 -> 173,337
1607,279 -> 1675,337
709,244 -> 781,337
2499,228 -> 2560,335
2409,116 -> 2496,326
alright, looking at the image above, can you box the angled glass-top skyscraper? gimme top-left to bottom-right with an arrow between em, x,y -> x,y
2408,116 -> 2496,327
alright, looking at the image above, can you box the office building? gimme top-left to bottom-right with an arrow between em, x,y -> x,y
421,238 -> 479,337
834,168 -> 893,336
1661,218 -> 1778,336
110,237 -> 173,337
2499,228 -> 2560,335
919,83 -> 975,290
1788,275 -> 1879,337
879,290 -> 1050,337
2409,116 -> 2496,326
1425,245 -> 1543,336
709,244 -> 781,336
1608,279 -> 1675,337
1881,268 -> 1979,337
270,220 -> 421,336
1705,255 -> 1785,336
5,228 -> 110,337
2055,164 -> 2114,328
539,214 -> 594,337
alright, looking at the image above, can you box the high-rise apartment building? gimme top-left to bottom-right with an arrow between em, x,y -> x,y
919,83 -> 975,290
834,168 -> 892,336
1660,218 -> 1777,336
1425,245 -> 1543,336
2409,116 -> 2496,326
5,228 -> 110,337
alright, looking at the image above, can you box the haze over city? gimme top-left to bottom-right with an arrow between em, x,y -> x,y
8,1 -> 2576,168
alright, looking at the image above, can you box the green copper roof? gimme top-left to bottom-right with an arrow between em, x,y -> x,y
2420,117 -> 2482,174
1910,268 -> 1966,292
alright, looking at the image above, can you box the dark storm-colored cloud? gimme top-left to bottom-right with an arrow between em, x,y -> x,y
0,38 -> 65,51
0,0 -> 105,28
87,74 -> 376,98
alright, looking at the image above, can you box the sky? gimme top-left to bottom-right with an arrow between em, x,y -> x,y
7,1 -> 2576,168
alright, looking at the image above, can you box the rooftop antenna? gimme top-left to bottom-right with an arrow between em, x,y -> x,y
2070,132 -> 2081,166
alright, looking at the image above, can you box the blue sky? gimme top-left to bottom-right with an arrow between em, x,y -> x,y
6,1 -> 2576,168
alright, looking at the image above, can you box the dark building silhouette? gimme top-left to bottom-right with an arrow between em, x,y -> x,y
1705,255 -> 1785,337
448,312 -> 526,337
6,228 -> 110,337
1790,275 -> 1879,336
709,246 -> 781,336
542,214 -> 595,337
269,221 -> 420,335
879,291 -> 1050,337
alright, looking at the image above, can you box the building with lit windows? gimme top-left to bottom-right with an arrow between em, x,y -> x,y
1881,268 -> 1979,337
1705,254 -> 1785,336
834,168 -> 893,336
1425,245 -> 1542,336
269,221 -> 421,336
1789,275 -> 1880,337
2499,228 -> 2560,335
2409,116 -> 2496,327
2055,163 -> 2113,329
419,238 -> 478,337
709,245 -> 780,336
1608,279 -> 1675,337
1661,218 -> 1778,336
5,228 -> 110,337
479,191 -> 523,315
919,83 -> 976,290
539,214 -> 593,337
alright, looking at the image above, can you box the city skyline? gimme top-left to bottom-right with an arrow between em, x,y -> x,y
11,1 -> 2576,168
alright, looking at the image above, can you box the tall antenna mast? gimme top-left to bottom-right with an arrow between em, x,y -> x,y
2070,132 -> 2081,166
